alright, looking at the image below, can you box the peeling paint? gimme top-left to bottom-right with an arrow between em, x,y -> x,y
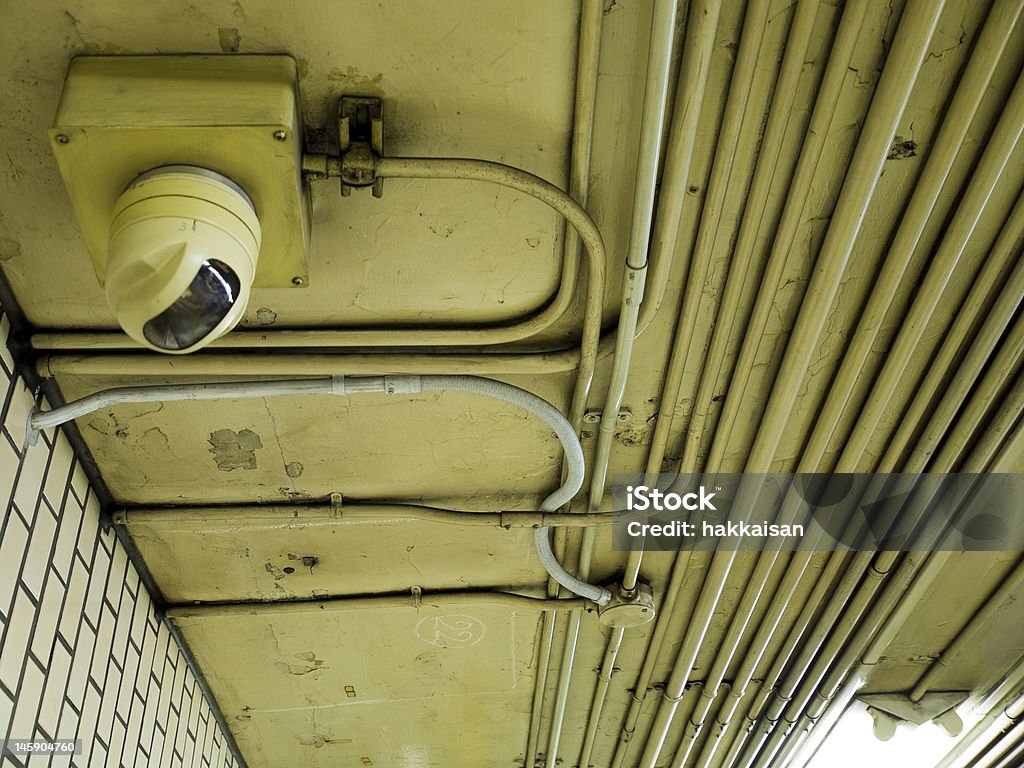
887,135 -> 918,160
275,651 -> 327,676
218,27 -> 241,52
614,427 -> 650,447
255,307 -> 278,325
296,732 -> 351,748
264,561 -> 285,580
285,461 -> 303,478
208,428 -> 262,470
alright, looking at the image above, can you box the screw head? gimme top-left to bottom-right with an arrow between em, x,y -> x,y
273,129 -> 288,141
291,276 -> 304,286
55,134 -> 69,144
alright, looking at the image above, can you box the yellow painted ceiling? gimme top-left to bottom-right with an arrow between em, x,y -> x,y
2,1 -> 1024,767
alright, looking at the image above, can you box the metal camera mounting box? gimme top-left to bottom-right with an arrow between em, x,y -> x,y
50,54 -> 309,289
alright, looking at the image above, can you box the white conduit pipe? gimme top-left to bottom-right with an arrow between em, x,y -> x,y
29,378 -> 336,433
543,0 -> 679,763
374,158 -> 607,435
595,0 -> 724,760
29,374 -> 610,604
606,1 -> 816,765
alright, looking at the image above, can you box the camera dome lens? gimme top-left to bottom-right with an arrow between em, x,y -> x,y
105,166 -> 261,354
142,259 -> 241,350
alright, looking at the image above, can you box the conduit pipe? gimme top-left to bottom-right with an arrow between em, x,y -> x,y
936,667 -> 1024,768
604,2 -> 825,765
729,318 -> 1024,767
742,0 -> 946,472
29,373 -> 615,604
36,350 -> 581,378
623,0 -> 767,592
542,0 -> 679,763
586,0 -> 725,760
772,476 -> 1016,768
739,359 -> 1024,768
525,2 -> 606,760
734,0 -> 1024,476
165,589 -> 591,618
719,154 -> 1024,768
989,737 -> 1024,768
33,157 -> 607,358
968,719 -> 1024,768
835,54 -> 1024,470
639,5 -> 819,766
909,556 -> 1024,702
112,503 -> 619,531
626,0 -> 799,762
782,674 -> 865,768
883,186 -> 1024,472
705,1 -> 1023,762
632,0 -> 919,764
703,0 -> 871,471
937,692 -> 1024,768
672,0 -> 822,475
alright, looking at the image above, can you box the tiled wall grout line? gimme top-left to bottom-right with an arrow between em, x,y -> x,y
0,303 -> 240,768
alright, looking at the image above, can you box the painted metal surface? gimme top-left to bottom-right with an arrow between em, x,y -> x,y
2,1 -> 1024,767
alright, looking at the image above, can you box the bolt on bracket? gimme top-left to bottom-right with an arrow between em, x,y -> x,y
338,96 -> 384,198
583,408 -> 633,424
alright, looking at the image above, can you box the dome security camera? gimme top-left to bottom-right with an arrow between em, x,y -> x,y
105,165 -> 262,353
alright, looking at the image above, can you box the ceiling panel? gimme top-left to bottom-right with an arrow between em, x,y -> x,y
2,0 -> 1024,767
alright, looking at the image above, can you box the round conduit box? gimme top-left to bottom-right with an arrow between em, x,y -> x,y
598,582 -> 656,628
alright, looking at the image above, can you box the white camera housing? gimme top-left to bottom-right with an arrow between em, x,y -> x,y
49,55 -> 310,352
106,166 -> 261,353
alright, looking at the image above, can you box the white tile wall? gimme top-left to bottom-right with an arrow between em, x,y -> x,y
0,309 -> 240,768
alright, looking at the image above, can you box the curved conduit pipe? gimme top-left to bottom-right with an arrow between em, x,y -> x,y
34,157 -> 608,356
541,0 -> 679,764
524,1 -> 606,763
28,374 -> 611,605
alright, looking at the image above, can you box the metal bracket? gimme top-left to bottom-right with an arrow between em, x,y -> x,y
583,408 -> 633,424
330,492 -> 344,518
339,96 -> 384,198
